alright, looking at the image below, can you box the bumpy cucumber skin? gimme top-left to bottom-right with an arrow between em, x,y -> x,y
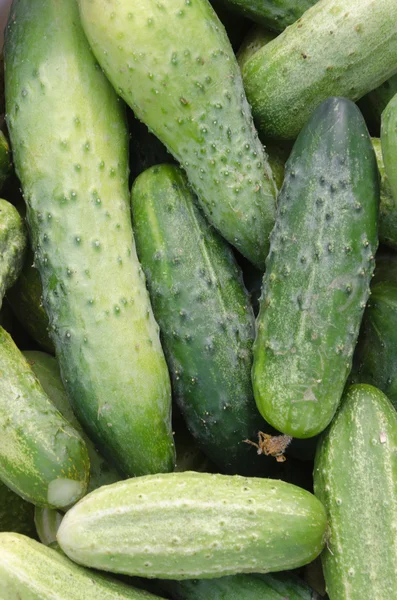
23,351 -> 122,492
5,0 -> 175,476
131,165 -> 273,475
7,248 -> 54,353
0,327 -> 89,508
372,138 -> 397,249
217,0 -> 317,32
57,471 -> 327,579
0,533 -> 162,600
34,506 -> 63,545
243,0 -> 397,140
78,0 -> 276,270
0,198 -> 27,307
363,73 -> 397,129
314,384 -> 397,600
0,131 -> 12,190
253,98 -> 378,438
0,481 -> 35,537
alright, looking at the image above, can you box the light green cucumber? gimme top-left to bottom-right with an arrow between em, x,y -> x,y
131,165 -> 274,475
57,471 -> 327,579
0,327 -> 89,508
34,506 -> 63,545
253,97 -> 378,438
381,93 -> 397,232
5,0 -> 175,476
372,138 -> 397,249
78,0 -> 277,269
243,0 -> 397,140
0,131 -> 12,190
0,481 -> 35,537
23,351 -> 122,492
0,198 -> 27,308
218,0 -> 317,32
314,384 -> 397,599
0,533 -> 164,600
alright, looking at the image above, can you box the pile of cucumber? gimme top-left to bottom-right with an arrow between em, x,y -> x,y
1,0 -> 397,599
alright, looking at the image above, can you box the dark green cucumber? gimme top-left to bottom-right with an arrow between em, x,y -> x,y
34,506 -> 63,545
5,0 -> 175,476
253,97 -> 378,438
7,247 -> 54,353
0,327 -> 89,508
314,384 -> 397,599
131,165 -> 273,475
362,74 -> 397,129
57,471 -> 327,579
0,198 -> 27,308
78,0 -> 277,269
372,138 -> 397,249
23,351 -> 122,492
0,131 -> 12,190
0,481 -> 35,537
243,0 -> 397,140
217,0 -> 317,32
0,533 -> 164,600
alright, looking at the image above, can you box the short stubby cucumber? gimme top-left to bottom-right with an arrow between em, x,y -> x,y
78,0 -> 277,269
131,165 -> 273,475
23,351 -> 122,492
57,471 -> 327,579
243,0 -> 397,139
253,98 -> 378,438
0,327 -> 89,508
0,533 -> 163,600
34,506 -> 63,545
0,198 -> 27,308
5,0 -> 175,476
314,384 -> 397,600
0,480 -> 35,537
218,0 -> 317,32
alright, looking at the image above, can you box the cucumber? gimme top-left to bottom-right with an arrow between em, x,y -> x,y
78,0 -> 277,269
362,73 -> 397,129
217,0 -> 317,32
243,0 -> 397,140
352,281 -> 397,409
57,471 -> 327,579
131,165 -> 274,475
314,384 -> 397,599
237,26 -> 276,70
23,350 -> 122,492
0,481 -> 35,537
0,532 -> 164,600
0,131 -> 12,190
372,138 -> 397,249
34,506 -> 63,545
7,247 -> 54,353
157,573 -> 317,600
0,198 -> 27,308
5,0 -> 175,476
253,97 -> 378,438
381,93 -> 397,220
0,327 -> 89,508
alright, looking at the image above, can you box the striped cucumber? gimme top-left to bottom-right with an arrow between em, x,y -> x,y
23,351 -> 122,492
57,471 -> 327,579
218,0 -> 317,32
34,506 -> 63,545
131,165 -> 273,475
253,97 -> 378,438
5,0 -> 175,476
0,198 -> 27,308
314,384 -> 397,599
78,0 -> 277,269
0,481 -> 35,537
0,327 -> 89,508
0,533 -> 163,600
243,0 -> 397,140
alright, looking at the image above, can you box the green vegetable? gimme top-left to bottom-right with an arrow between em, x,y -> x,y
253,97 -> 378,438
0,481 -> 35,537
5,0 -> 175,476
0,198 -> 26,308
243,0 -> 397,139
0,327 -> 89,508
34,506 -> 63,545
218,0 -> 317,32
372,138 -> 397,249
78,0 -> 277,269
314,384 -> 397,600
0,131 -> 12,190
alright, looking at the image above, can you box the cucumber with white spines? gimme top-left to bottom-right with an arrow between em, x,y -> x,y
0,533 -> 164,600
314,384 -> 397,599
243,0 -> 397,140
78,0 -> 277,269
0,327 -> 89,508
5,0 -> 175,476
34,506 -> 63,545
0,198 -> 27,308
57,471 -> 327,579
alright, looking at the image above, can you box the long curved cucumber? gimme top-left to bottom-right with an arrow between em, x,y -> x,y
314,384 -> 397,599
0,481 -> 35,537
253,97 -> 378,438
23,351 -> 122,492
0,327 -> 89,508
57,471 -> 327,579
5,0 -> 175,476
78,0 -> 277,269
0,198 -> 27,308
131,165 -> 273,475
243,0 -> 397,139
0,533 -> 163,600
218,0 -> 317,32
